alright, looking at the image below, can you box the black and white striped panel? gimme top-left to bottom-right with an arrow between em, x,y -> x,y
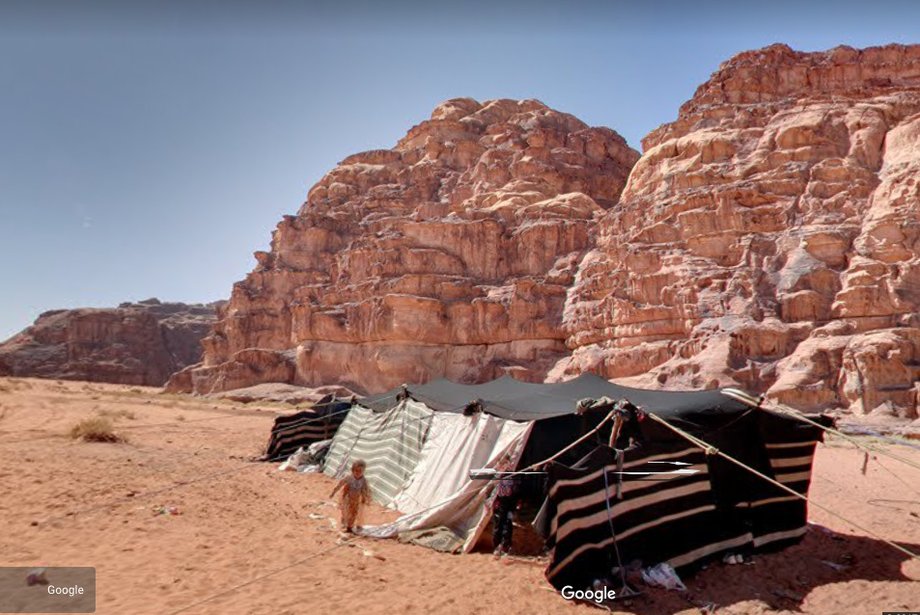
265,408 -> 347,461
749,411 -> 823,550
546,445 -> 753,589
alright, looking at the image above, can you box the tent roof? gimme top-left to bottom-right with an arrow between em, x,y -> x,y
361,373 -> 756,422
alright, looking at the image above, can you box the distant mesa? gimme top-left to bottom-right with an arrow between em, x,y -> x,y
0,299 -> 223,386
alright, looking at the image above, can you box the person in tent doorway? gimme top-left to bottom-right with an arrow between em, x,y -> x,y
491,455 -> 522,558
330,459 -> 371,533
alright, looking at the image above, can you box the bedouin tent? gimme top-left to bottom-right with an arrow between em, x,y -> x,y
321,374 -> 826,574
263,394 -> 352,462
541,390 -> 828,590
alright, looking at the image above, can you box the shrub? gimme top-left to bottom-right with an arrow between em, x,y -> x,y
69,417 -> 122,443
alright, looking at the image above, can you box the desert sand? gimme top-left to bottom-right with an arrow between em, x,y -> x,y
1,377 -> 918,614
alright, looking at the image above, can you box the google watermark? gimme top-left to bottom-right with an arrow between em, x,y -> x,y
561,585 -> 617,604
0,567 -> 95,613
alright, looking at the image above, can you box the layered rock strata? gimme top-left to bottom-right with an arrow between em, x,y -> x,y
554,44 -> 920,418
0,299 -> 220,386
173,98 -> 639,394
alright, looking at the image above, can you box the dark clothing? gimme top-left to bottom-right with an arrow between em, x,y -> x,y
496,475 -> 518,499
492,474 -> 521,553
492,496 -> 517,552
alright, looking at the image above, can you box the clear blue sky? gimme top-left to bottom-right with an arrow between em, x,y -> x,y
2,0 -> 919,340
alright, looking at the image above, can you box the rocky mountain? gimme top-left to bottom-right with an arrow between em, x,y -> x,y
0,299 -> 221,386
169,98 -> 639,394
553,44 -> 920,419
171,43 -> 920,420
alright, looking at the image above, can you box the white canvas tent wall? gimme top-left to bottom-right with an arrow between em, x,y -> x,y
323,396 -> 530,552
365,412 -> 531,552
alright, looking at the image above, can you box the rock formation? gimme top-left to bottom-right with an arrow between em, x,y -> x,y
0,299 -> 220,386
553,44 -> 920,419
171,98 -> 639,394
170,44 -> 920,420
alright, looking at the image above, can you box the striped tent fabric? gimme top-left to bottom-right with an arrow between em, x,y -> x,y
363,413 -> 531,552
323,399 -> 434,507
544,409 -> 825,590
264,397 -> 351,461
545,445 -> 745,589
749,411 -> 825,550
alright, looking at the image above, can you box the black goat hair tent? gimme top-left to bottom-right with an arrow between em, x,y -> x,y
264,395 -> 351,461
543,405 -> 827,590
364,374 -> 826,586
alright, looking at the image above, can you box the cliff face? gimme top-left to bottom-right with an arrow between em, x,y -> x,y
170,44 -> 920,419
0,299 -> 220,386
175,98 -> 639,394
554,44 -> 920,418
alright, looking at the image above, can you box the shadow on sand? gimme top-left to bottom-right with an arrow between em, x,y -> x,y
615,525 -> 920,613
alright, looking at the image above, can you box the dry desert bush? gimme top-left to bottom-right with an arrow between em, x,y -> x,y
69,417 -> 122,443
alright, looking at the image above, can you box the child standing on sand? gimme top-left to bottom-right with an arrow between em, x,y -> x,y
330,459 -> 371,533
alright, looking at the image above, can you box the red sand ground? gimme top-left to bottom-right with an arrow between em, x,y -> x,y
1,377 -> 918,614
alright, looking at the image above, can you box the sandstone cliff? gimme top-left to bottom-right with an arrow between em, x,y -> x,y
173,98 -> 639,394
0,299 -> 220,386
173,44 -> 920,420
553,44 -> 920,419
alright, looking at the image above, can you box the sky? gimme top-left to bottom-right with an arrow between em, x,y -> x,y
2,0 -> 919,340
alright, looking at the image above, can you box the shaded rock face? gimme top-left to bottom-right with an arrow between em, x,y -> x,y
178,98 -> 638,394
0,299 -> 220,386
554,44 -> 920,418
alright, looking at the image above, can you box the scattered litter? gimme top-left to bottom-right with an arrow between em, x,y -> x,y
25,569 -> 48,586
641,562 -> 686,591
362,549 -> 386,561
152,505 -> 181,516
278,447 -> 310,472
722,553 -> 744,565
819,559 -> 848,571
307,513 -> 325,520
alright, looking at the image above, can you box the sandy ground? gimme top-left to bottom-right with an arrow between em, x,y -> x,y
0,377 -> 918,615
